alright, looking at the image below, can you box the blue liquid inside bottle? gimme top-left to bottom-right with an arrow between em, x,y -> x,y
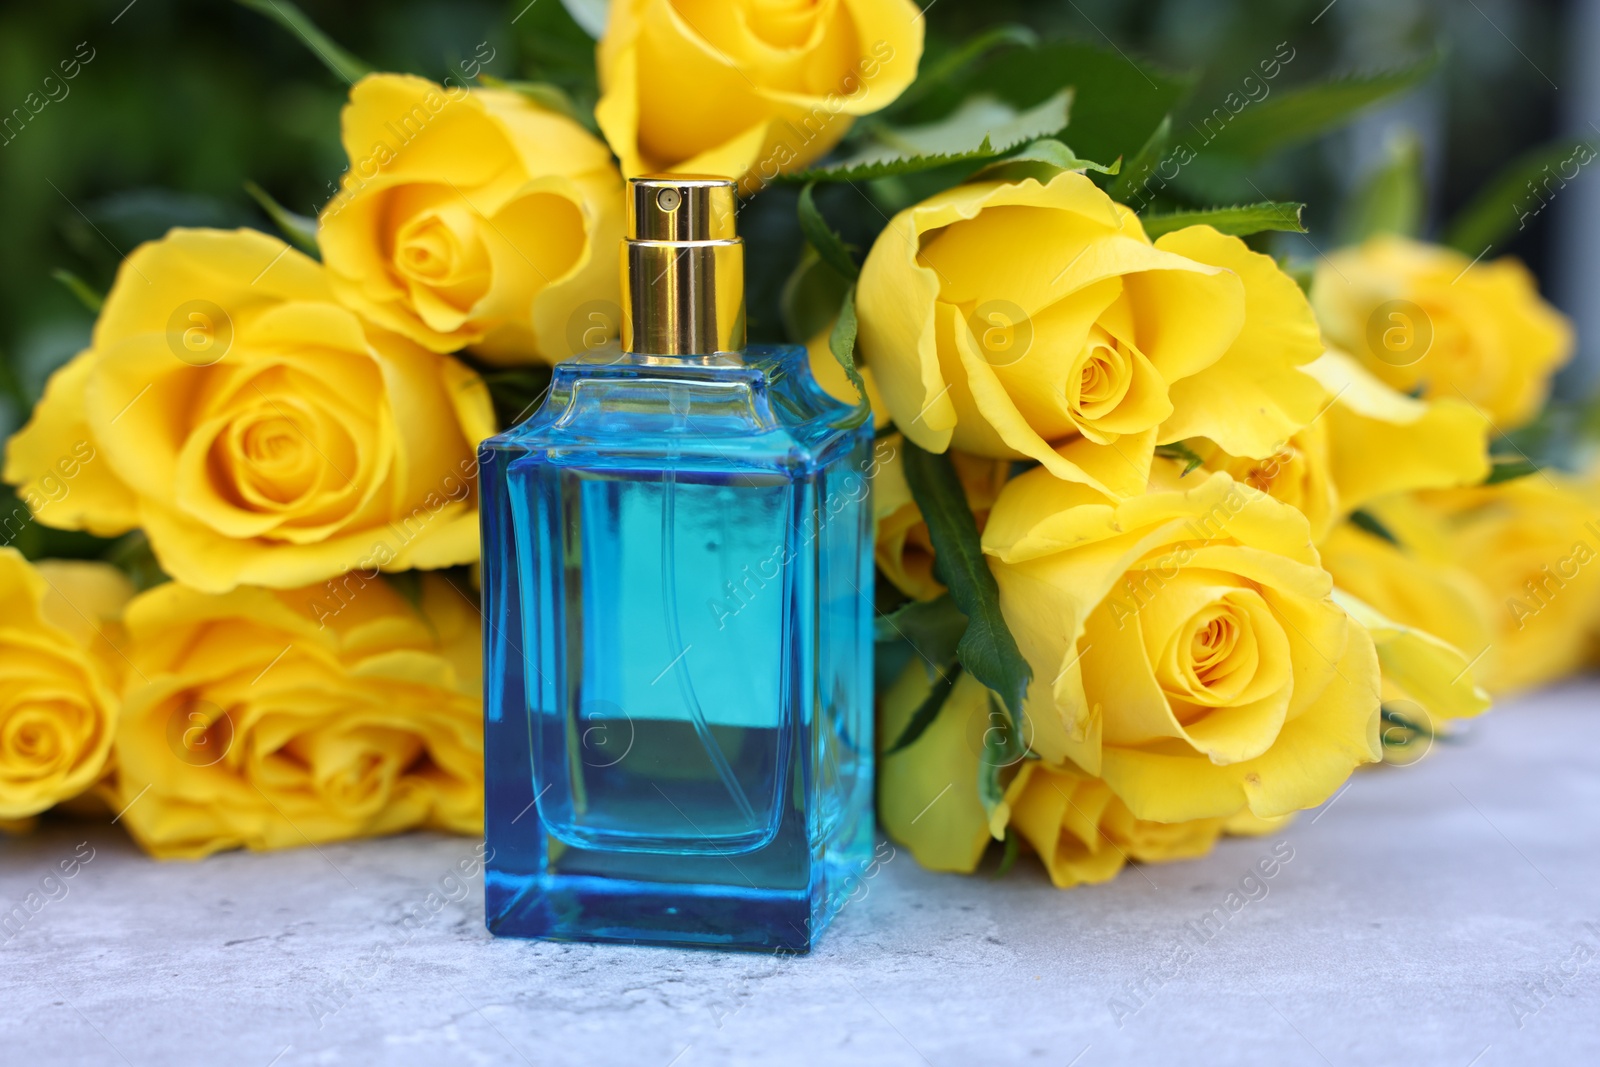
481,344 -> 875,952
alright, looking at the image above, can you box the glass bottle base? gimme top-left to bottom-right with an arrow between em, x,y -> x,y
486,820 -> 875,953
486,870 -> 820,953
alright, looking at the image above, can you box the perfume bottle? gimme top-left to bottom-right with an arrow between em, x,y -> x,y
480,176 -> 875,952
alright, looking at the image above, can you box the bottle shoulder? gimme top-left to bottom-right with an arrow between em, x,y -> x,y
483,344 -> 867,473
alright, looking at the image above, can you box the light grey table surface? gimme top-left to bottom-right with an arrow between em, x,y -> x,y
4,680 -> 1598,1067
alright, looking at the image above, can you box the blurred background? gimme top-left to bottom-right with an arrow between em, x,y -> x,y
0,0 -> 1585,470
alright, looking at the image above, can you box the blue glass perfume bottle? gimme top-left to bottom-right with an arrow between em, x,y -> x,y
481,176 -> 875,952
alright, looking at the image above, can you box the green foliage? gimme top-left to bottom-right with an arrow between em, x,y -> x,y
994,826 -> 1022,878
827,287 -> 871,425
1106,114 -> 1172,204
905,39 -> 1191,171
244,180 -> 320,257
977,691 -> 1026,829
1444,136 -> 1600,255
875,594 -> 970,665
1154,440 -> 1206,474
882,664 -> 963,756
886,25 -> 1040,117
779,245 -> 851,345
1141,201 -> 1305,239
233,0 -> 374,84
510,0 -> 601,107
797,183 -> 860,281
51,270 -> 104,314
1340,131 -> 1425,244
791,90 -> 1073,184
1380,704 -> 1436,748
1201,53 -> 1440,159
1484,457 -> 1540,485
899,441 -> 1033,721
1349,509 -> 1402,547
970,138 -> 1119,185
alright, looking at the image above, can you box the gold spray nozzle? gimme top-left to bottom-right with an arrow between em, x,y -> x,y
622,176 -> 746,358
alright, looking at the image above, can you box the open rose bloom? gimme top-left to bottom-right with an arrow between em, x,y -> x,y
857,172 -> 1327,498
983,464 -> 1382,823
5,228 -> 495,593
596,0 -> 925,188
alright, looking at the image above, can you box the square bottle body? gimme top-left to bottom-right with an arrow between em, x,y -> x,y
481,344 -> 875,952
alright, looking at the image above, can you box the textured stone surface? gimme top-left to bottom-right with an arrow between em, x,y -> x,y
3,681 -> 1599,1066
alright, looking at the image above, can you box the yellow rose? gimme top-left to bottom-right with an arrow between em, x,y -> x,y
1354,478 -> 1600,695
4,228 -> 496,594
871,433 -> 1010,602
1313,236 -> 1573,430
1192,348 -> 1489,541
1189,419 -> 1339,543
877,662 -> 1228,887
857,173 -> 1326,497
1320,516 -> 1493,680
1332,591 -> 1489,765
1006,762 -> 1226,888
0,548 -> 132,819
877,666 -> 996,873
596,0 -> 924,189
319,73 -> 624,364
111,573 -> 482,859
983,463 -> 1382,822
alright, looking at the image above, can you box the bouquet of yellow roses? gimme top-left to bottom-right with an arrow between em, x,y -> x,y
2,0 -> 1593,894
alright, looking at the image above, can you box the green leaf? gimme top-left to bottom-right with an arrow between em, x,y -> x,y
874,593 -> 969,665
882,663 -> 962,756
969,138 -> 1119,185
977,692 -> 1026,833
828,286 -> 870,422
244,181 -> 319,257
993,827 -> 1022,878
1202,53 -> 1439,159
790,90 -> 1072,184
900,440 -> 1032,719
779,245 -> 851,344
233,0 -> 372,84
886,24 -> 1039,117
51,269 -> 103,314
1106,114 -> 1172,205
1484,457 -> 1540,485
1141,201 -> 1305,240
1444,136 -> 1600,255
1380,704 -> 1435,747
1349,508 -> 1401,546
1154,440 -> 1206,475
386,570 -> 427,615
512,0 -> 601,106
1341,131 -> 1425,243
906,39 -> 1191,170
798,183 -> 859,281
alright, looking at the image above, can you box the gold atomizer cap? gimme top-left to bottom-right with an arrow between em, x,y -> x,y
622,175 -> 746,358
